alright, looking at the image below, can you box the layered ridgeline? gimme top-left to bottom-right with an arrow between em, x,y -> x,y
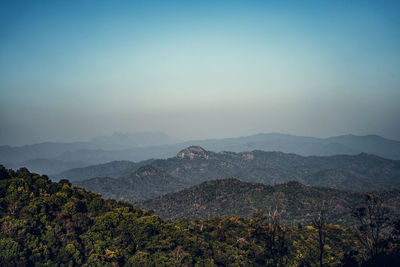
2,166 -> 400,266
53,159 -> 154,181
72,146 -> 400,204
152,147 -> 400,190
75,166 -> 187,203
140,178 -> 400,225
3,133 -> 400,176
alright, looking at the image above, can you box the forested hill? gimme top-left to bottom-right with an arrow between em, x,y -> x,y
140,178 -> 400,225
1,166 -> 400,266
74,165 -> 187,203
150,147 -> 400,191
73,146 -> 400,203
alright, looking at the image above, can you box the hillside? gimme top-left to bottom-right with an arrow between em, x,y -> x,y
3,166 -> 393,266
74,165 -> 187,202
53,159 -> 154,181
8,158 -> 87,175
140,178 -> 400,225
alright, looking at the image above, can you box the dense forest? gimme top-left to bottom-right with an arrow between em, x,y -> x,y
1,165 -> 400,266
140,178 -> 400,225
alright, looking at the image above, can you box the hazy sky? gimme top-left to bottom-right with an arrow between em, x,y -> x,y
1,0 -> 400,145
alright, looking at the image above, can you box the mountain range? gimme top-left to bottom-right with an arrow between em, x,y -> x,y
2,132 -> 400,176
70,146 -> 400,207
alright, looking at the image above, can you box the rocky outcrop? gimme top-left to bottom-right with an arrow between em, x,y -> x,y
176,146 -> 211,160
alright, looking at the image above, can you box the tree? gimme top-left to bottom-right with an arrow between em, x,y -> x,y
353,193 -> 391,260
312,201 -> 327,267
252,209 -> 289,266
0,165 -> 10,180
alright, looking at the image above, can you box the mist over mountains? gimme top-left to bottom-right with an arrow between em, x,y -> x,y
2,132 -> 400,176
91,132 -> 181,149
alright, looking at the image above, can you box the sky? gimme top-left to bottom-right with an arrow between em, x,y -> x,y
1,0 -> 400,146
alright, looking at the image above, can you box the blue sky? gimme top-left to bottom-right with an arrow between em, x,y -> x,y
1,0 -> 400,145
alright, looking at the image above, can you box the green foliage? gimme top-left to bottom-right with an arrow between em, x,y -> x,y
0,166 -> 398,266
141,178 -> 400,227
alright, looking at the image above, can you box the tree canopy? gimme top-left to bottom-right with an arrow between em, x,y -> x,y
0,165 -> 399,266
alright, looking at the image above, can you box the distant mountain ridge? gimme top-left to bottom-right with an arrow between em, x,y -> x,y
2,133 -> 400,175
74,165 -> 186,203
71,146 -> 400,204
8,158 -> 87,176
147,147 -> 400,191
91,132 -> 180,149
53,159 -> 154,181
